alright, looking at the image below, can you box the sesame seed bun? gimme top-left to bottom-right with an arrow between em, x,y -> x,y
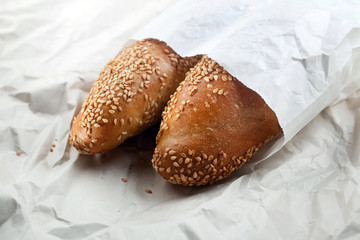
152,55 -> 282,186
70,38 -> 201,154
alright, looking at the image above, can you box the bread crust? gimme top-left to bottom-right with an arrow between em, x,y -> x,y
152,55 -> 282,186
70,39 -> 201,154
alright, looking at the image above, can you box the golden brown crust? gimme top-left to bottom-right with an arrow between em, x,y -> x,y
69,38 -> 201,154
152,55 -> 282,186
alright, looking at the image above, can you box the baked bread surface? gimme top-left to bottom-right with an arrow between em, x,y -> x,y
152,55 -> 282,186
70,39 -> 200,154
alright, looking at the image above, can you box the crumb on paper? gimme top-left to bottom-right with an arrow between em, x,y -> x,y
54,138 -> 58,141
16,150 -> 20,156
129,164 -> 133,170
49,147 -> 53,152
52,143 -> 56,147
145,189 -> 152,194
121,178 -> 128,183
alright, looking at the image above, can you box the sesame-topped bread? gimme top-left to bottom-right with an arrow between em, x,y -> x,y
152,55 -> 282,186
70,38 -> 201,154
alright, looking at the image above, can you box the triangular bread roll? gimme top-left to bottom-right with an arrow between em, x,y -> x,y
70,39 -> 201,154
153,55 -> 282,186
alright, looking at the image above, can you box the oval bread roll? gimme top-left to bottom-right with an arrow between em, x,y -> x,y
152,55 -> 282,186
70,39 -> 201,154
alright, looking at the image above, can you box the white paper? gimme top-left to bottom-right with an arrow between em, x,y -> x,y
1,0 -> 360,239
134,0 -> 360,157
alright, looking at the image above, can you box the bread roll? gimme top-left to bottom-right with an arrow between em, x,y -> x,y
70,39 -> 201,154
152,55 -> 282,186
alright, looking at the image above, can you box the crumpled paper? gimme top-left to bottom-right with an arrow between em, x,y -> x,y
1,0 -> 360,239
134,0 -> 360,157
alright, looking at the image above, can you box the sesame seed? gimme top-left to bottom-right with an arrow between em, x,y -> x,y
173,162 -> 180,167
180,174 -> 186,181
169,150 -> 176,155
117,136 -> 122,141
159,167 -> 165,172
94,123 -> 100,128
122,132 -> 127,135
102,118 -> 108,123
171,156 -> 177,160
166,167 -> 171,173
109,110 -> 115,114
